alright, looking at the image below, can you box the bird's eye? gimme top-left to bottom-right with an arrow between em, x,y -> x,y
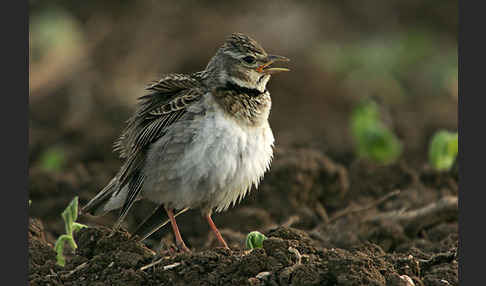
242,56 -> 256,64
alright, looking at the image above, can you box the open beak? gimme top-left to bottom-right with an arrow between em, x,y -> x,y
256,54 -> 290,74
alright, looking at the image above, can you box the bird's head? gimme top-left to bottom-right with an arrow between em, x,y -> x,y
206,33 -> 290,93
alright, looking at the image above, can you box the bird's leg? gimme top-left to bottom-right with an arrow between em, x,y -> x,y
165,208 -> 190,252
205,214 -> 229,249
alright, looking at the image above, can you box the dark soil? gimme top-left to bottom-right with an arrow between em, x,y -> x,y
29,219 -> 457,285
29,134 -> 458,285
28,2 -> 458,282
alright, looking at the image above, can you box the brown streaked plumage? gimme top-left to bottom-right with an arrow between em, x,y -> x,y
82,33 -> 289,252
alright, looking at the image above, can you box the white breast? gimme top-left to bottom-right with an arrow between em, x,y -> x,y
142,93 -> 274,213
211,110 -> 274,212
178,104 -> 274,212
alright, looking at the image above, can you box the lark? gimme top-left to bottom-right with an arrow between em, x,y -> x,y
82,33 -> 290,252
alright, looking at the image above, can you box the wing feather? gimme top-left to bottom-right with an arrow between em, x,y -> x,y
106,73 -> 205,225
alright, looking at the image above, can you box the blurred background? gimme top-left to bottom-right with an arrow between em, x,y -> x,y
29,0 -> 457,241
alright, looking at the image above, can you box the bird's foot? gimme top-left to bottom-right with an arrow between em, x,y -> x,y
176,242 -> 191,253
158,241 -> 191,255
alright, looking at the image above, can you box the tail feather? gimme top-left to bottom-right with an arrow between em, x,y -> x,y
83,177 -> 186,240
82,177 -> 120,216
133,206 -> 189,241
113,171 -> 144,229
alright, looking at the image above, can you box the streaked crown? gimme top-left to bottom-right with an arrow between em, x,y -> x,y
222,33 -> 267,58
204,33 -> 289,93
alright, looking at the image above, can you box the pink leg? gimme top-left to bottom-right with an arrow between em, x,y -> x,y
205,214 -> 229,249
166,208 -> 190,252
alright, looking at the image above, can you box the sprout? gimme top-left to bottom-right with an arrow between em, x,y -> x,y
54,196 -> 87,266
350,99 -> 403,164
246,231 -> 267,249
39,147 -> 65,172
428,130 -> 458,171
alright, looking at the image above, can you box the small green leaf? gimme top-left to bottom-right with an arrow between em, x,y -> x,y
69,196 -> 79,223
350,99 -> 403,164
39,147 -> 65,172
72,222 -> 88,232
246,231 -> 267,249
61,211 -> 72,236
428,130 -> 458,171
61,196 -> 82,235
54,196 -> 87,267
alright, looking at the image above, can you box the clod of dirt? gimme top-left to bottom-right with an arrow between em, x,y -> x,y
420,166 -> 458,195
243,147 -> 350,229
28,145 -> 458,285
29,218 -> 62,285
347,160 -> 414,200
29,223 -> 458,286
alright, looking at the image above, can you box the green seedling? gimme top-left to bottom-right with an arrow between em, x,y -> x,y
54,196 -> 87,266
246,231 -> 267,249
350,99 -> 403,164
39,147 -> 65,172
428,130 -> 458,171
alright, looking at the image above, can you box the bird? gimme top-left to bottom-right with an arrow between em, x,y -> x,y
82,33 -> 290,252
